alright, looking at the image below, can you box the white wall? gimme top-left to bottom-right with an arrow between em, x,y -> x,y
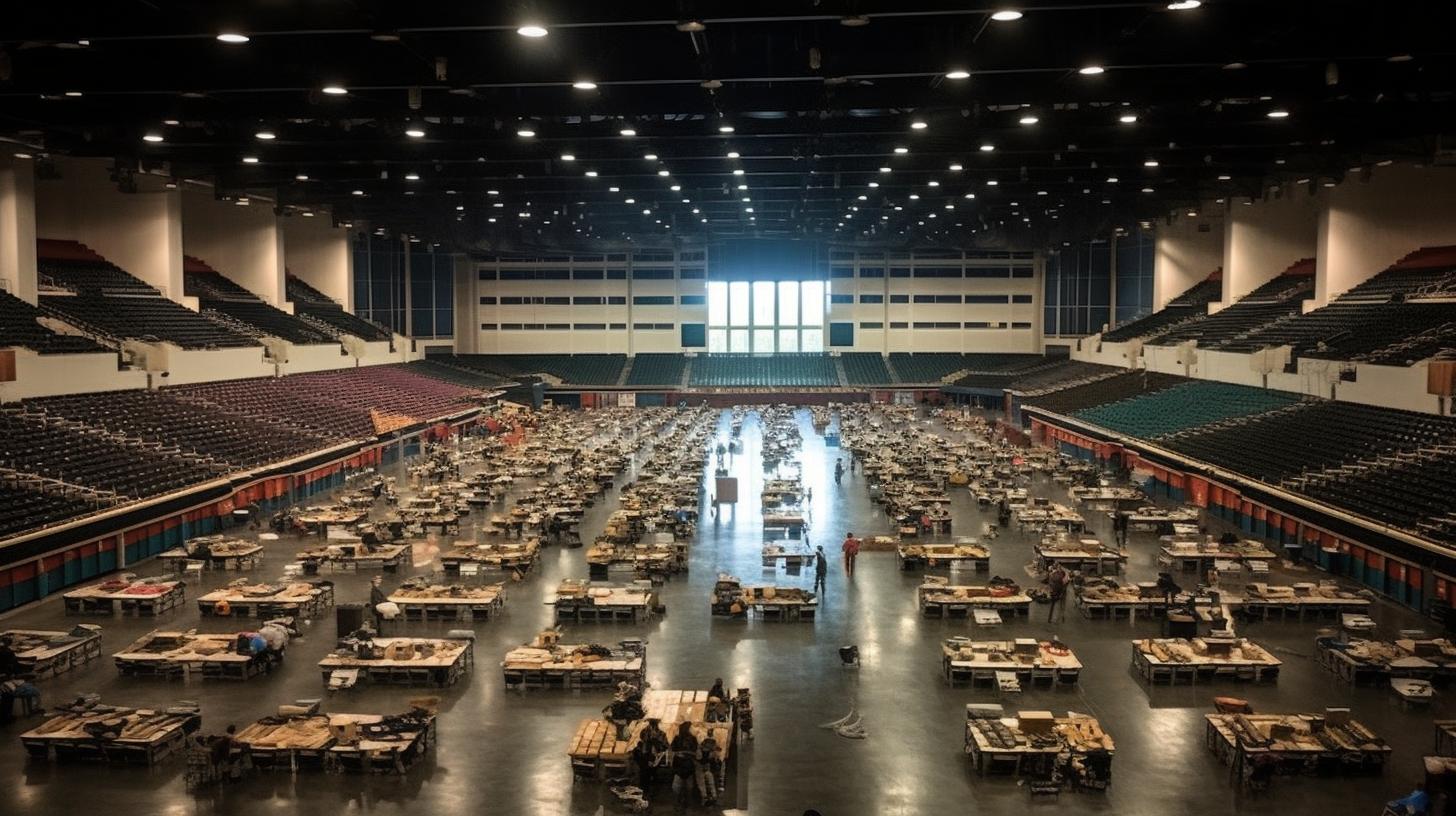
0,155 -> 38,304
149,345 -> 274,386
34,158 -> 184,298
182,192 -> 285,305
1153,209 -> 1223,310
282,215 -> 352,309
1316,164 -> 1456,305
1221,190 -> 1319,304
0,350 -> 146,402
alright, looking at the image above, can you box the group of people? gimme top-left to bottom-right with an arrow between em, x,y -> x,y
630,678 -> 731,807
0,638 -> 41,724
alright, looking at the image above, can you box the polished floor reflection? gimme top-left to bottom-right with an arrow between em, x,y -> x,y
0,406 -> 1441,815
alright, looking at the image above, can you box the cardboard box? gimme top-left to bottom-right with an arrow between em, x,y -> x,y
1018,711 -> 1056,735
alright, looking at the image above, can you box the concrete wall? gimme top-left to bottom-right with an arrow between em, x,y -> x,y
152,346 -> 274,386
1316,164 -> 1456,305
1152,209 -> 1223,310
1221,190 -> 1319,304
0,155 -> 39,304
277,342 -> 350,376
282,216 -> 352,309
182,192 -> 285,305
34,158 -> 184,299
0,350 -> 147,402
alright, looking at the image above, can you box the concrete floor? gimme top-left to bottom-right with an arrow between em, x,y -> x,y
0,406 -> 1442,816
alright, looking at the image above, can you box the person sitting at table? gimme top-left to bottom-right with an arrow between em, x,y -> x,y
0,638 -> 23,679
191,538 -> 213,564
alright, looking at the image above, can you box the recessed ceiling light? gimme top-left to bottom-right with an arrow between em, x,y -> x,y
321,85 -> 348,95
517,25 -> 548,38
216,32 -> 250,44
241,156 -> 259,164
868,182 -> 879,188
64,90 -> 83,97
963,193 -> 976,199
880,167 -> 892,173
163,119 -> 181,126
945,70 -> 971,80
676,20 -> 707,32
404,173 -> 420,181
301,210 -> 315,217
560,153 -> 576,161
979,144 -> 995,152
1144,159 -> 1160,167
986,179 -> 999,186
1078,65 -> 1105,75
732,169 -> 745,176
13,152 -> 33,159
928,180 -> 940,187
910,120 -> 928,130
517,128 -> 536,137
1222,62 -> 1247,70
726,151 -> 740,159
991,10 -> 1024,22
909,194 -> 920,200
718,125 -> 735,133
255,130 -> 276,140
1388,54 -> 1414,63
487,189 -> 499,195
405,128 -> 426,138
584,170 -> 598,178
1141,187 -> 1154,193
295,174 -> 309,181
643,153 -> 660,161
1166,0 -> 1201,8
657,169 -> 670,177
620,128 -> 637,137
1036,190 -> 1047,196
1106,176 -> 1119,183
670,185 -> 681,191
1266,109 -> 1290,119
1119,114 -> 1138,124
572,80 -> 598,90
1217,174 -> 1232,181
142,133 -> 164,143
351,189 -> 364,196
625,198 -> 635,204
894,147 -> 909,154
737,184 -> 748,190
1019,115 -> 1039,125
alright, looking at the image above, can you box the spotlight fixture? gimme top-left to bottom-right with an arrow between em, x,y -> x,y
657,169 -> 670,176
1019,115 -> 1039,125
404,173 -> 420,181
1078,65 -> 1105,75
560,153 -> 576,161
255,130 -> 276,140
572,80 -> 598,90
142,133 -> 164,143
517,128 -> 536,137
1106,176 -> 1119,183
241,156 -> 259,164
517,24 -> 549,38
351,189 -> 364,196
585,170 -> 598,177
64,90 -> 83,97
718,125 -> 735,133
894,147 -> 909,154
1119,114 -> 1138,124
732,169 -> 745,176
910,120 -> 928,130
1144,159 -> 1159,167
620,128 -> 637,137
1167,0 -> 1201,8
945,70 -> 971,80
644,153 -> 658,160
879,167 -> 892,173
676,20 -> 707,32
216,32 -> 250,44
726,151 -> 740,159
295,174 -> 309,181
406,128 -> 426,138
1266,109 -> 1290,119
990,10 -> 1024,21
979,144 -> 995,152
321,85 -> 348,95
986,179 -> 999,186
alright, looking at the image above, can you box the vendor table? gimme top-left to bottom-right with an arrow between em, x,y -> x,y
1204,713 -> 1389,779
1132,638 -> 1281,684
3,626 -> 103,678
64,579 -> 185,617
318,636 -> 474,687
898,541 -> 990,572
198,580 -> 334,618
113,630 -> 281,680
942,638 -> 1082,686
388,583 -> 505,622
20,701 -> 200,765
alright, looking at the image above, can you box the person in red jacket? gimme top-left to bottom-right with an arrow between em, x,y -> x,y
841,532 -> 861,577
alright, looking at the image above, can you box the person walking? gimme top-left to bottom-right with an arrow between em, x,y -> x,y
841,532 -> 860,577
1046,563 -> 1069,623
834,458 -> 845,484
813,546 -> 828,593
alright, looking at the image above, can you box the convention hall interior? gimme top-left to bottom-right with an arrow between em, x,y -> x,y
2,2 -> 1456,815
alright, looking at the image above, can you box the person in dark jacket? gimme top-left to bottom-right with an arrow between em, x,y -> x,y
814,545 -> 828,593
369,577 -> 388,632
669,722 -> 699,804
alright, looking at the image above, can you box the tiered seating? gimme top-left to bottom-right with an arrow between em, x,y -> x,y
1023,370 -> 1185,415
1163,401 -> 1456,485
1100,277 -> 1222,342
1004,361 -> 1120,394
452,355 -> 626,386
840,353 -> 895,385
0,410 -> 226,500
0,290 -> 110,354
401,360 -> 509,389
1296,453 -> 1456,547
626,354 -> 687,386
284,274 -> 394,342
38,254 -> 258,349
689,354 -> 839,387
951,355 -> 1063,388
1149,267 -> 1314,348
1222,248 -> 1456,364
887,353 -> 967,382
183,265 -> 336,345
1071,381 -> 1299,439
25,390 -> 334,469
169,365 -> 484,440
0,481 -> 112,539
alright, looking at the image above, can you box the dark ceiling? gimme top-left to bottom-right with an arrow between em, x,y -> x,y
2,1 -> 1454,253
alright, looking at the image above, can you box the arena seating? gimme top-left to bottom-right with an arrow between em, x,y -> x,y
950,355 -> 1065,388
0,291 -> 111,354
401,360 -> 510,389
0,481 -> 114,539
1099,276 -> 1223,342
284,274 -> 394,342
1002,361 -> 1120,394
689,353 -> 839,387
25,390 -> 335,469
451,354 -> 627,386
1071,381 -> 1300,439
1162,400 -> 1456,485
1149,265 -> 1315,348
840,353 -> 895,385
1022,370 -> 1185,415
185,265 -> 337,345
1295,453 -> 1456,546
888,353 -> 967,382
36,247 -> 259,349
0,409 -> 227,500
625,353 -> 688,386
